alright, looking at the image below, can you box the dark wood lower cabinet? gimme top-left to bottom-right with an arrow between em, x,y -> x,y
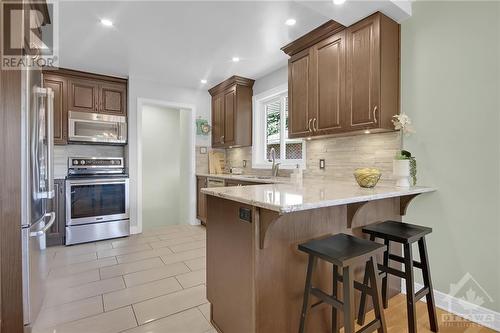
196,176 -> 208,225
47,179 -> 66,247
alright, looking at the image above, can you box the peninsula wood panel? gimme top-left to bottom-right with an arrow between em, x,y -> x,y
43,74 -> 67,144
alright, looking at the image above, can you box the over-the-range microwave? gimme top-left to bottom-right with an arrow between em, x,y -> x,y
68,111 -> 127,144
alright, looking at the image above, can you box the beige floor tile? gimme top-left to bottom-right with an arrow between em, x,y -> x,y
116,247 -> 174,264
158,230 -> 205,241
192,233 -> 207,241
34,296 -> 103,328
123,308 -> 212,333
169,240 -> 206,253
45,269 -> 100,291
141,225 -> 190,236
111,236 -> 160,249
97,243 -> 152,258
184,257 -> 206,271
133,284 -> 207,325
49,251 -> 97,268
198,303 -> 210,321
149,237 -> 196,249
43,277 -> 125,307
100,257 -> 164,279
104,277 -> 182,311
160,248 -> 206,265
33,306 -> 137,333
52,243 -> 98,257
176,269 -> 206,289
49,257 -> 117,278
123,262 -> 190,287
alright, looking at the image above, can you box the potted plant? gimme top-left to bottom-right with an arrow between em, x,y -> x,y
392,114 -> 417,187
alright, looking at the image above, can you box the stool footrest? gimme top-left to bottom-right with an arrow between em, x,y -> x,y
333,274 -> 375,296
356,319 -> 381,333
415,286 -> 430,301
378,263 -> 406,279
388,253 -> 423,269
310,288 -> 343,310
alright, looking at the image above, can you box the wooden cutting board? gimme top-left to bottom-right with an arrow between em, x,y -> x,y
209,151 -> 226,174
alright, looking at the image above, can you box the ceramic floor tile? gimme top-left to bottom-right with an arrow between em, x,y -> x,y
158,230 -> 205,241
122,308 -> 212,333
33,306 -> 137,333
149,237 -> 196,249
43,277 -> 125,307
141,225 -> 190,236
160,248 -> 206,265
100,257 -> 164,279
53,243 -> 99,257
45,269 -> 100,291
49,257 -> 117,278
133,284 -> 207,325
104,277 -> 182,311
111,236 -> 161,249
123,262 -> 190,287
176,269 -> 206,289
169,240 -> 206,253
116,246 -> 174,264
198,303 -> 210,321
184,257 -> 206,271
49,251 -> 97,268
192,233 -> 207,241
97,243 -> 152,258
34,296 -> 103,328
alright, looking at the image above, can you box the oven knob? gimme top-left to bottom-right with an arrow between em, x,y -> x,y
80,160 -> 86,165
73,160 -> 79,165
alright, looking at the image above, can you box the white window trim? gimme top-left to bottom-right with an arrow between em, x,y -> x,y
252,84 -> 306,170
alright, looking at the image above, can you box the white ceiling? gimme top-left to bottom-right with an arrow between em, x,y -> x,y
55,1 -> 411,90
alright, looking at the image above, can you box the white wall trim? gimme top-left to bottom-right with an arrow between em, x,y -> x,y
401,282 -> 500,331
134,98 -> 197,234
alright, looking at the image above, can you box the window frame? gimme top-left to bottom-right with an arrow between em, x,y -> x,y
252,84 -> 306,169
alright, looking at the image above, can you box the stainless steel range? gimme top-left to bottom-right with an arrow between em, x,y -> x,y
65,157 -> 129,245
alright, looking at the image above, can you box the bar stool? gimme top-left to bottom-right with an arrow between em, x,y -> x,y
298,233 -> 387,333
358,221 -> 439,333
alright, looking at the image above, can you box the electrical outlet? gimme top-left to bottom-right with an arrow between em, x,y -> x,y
319,159 -> 325,169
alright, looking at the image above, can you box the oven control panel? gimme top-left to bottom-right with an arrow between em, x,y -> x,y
70,157 -> 123,168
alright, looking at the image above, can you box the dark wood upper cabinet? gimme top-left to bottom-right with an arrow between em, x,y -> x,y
43,74 -> 67,144
209,76 -> 254,148
282,12 -> 399,138
99,82 -> 127,115
68,78 -> 99,113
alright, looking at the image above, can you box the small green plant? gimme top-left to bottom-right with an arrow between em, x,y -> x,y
395,150 -> 417,185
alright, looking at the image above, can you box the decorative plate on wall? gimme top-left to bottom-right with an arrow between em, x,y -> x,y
196,118 -> 211,136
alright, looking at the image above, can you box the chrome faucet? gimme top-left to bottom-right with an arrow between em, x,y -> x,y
268,148 -> 280,177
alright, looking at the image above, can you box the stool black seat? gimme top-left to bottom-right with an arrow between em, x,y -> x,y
298,233 -> 387,333
358,221 -> 439,333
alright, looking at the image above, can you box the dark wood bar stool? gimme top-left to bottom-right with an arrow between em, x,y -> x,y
358,221 -> 439,333
298,233 -> 387,333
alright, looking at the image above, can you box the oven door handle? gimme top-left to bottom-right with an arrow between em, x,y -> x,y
67,179 -> 128,186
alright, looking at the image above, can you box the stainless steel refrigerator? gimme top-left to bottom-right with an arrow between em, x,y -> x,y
20,60 -> 55,328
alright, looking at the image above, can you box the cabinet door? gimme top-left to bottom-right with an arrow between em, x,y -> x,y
288,48 -> 313,138
197,177 -> 207,224
68,78 -> 99,113
313,31 -> 346,135
99,82 -> 127,115
47,179 -> 65,246
43,75 -> 67,144
346,15 -> 380,130
212,94 -> 225,147
223,87 -> 236,146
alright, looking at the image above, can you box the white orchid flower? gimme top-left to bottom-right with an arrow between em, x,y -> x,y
392,113 -> 415,135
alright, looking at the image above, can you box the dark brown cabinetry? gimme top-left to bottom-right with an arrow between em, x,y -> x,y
43,68 -> 128,145
46,179 -> 66,247
282,12 -> 399,138
197,176 -> 208,225
209,76 -> 254,148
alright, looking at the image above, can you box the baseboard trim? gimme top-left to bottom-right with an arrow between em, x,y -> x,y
130,225 -> 141,235
401,281 -> 500,331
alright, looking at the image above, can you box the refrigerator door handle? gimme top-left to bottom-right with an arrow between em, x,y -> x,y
30,212 -> 55,237
46,88 -> 54,199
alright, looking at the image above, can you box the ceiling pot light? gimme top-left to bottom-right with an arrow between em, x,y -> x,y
100,18 -> 113,27
200,79 -> 207,84
333,0 -> 346,5
285,18 -> 296,26
232,57 -> 240,63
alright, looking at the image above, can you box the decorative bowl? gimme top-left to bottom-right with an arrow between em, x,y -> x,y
354,168 -> 382,188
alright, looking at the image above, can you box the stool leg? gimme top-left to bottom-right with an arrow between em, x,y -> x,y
357,234 -> 376,326
403,243 -> 417,333
418,237 -> 439,332
368,255 -> 387,333
342,266 -> 355,333
381,239 -> 390,309
332,264 -> 339,333
299,255 -> 317,333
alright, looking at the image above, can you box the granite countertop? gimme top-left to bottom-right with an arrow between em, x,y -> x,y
195,173 -> 291,184
201,179 -> 436,214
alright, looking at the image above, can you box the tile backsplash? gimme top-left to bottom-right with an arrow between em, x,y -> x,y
223,132 -> 400,181
54,144 -> 125,178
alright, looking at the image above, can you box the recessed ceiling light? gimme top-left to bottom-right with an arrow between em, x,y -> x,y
232,57 -> 240,63
285,18 -> 296,26
333,0 -> 346,4
100,18 -> 113,27
200,79 -> 207,84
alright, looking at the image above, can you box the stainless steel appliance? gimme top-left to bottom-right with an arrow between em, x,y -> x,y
21,61 -> 56,328
68,111 -> 127,144
65,157 -> 130,245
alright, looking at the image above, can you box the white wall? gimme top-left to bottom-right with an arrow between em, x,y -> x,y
253,65 -> 287,95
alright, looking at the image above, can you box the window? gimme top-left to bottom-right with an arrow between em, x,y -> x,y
252,84 -> 305,169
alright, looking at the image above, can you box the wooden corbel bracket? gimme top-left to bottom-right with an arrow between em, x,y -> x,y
399,194 -> 421,215
346,201 -> 369,229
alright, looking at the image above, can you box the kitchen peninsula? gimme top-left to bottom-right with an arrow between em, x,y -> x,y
202,180 -> 435,333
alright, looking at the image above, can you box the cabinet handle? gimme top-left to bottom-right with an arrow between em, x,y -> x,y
373,106 -> 378,123
221,135 -> 225,144
313,118 -> 317,132
308,118 -> 313,132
